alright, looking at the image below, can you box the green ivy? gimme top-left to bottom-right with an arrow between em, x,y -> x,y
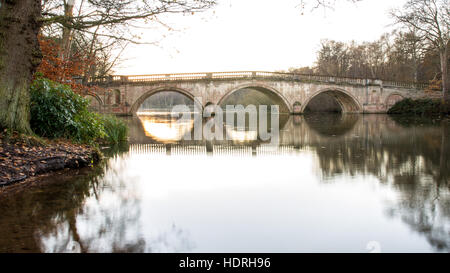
30,77 -> 106,144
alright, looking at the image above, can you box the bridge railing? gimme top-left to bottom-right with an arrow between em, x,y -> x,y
91,71 -> 428,90
382,80 -> 428,89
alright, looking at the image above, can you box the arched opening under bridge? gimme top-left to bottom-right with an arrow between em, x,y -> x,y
218,86 -> 291,113
303,90 -> 362,113
133,90 -> 201,143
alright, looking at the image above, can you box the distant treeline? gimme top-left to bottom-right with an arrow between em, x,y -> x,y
139,91 -> 194,111
288,31 -> 449,86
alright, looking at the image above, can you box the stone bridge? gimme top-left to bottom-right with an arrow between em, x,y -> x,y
87,71 -> 433,115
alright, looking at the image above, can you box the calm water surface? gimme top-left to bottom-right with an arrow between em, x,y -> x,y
0,114 -> 449,253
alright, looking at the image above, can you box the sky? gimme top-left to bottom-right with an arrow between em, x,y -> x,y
115,0 -> 407,75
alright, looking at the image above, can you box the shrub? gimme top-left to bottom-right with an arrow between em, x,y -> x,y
101,115 -> 128,144
387,98 -> 442,116
30,77 -> 106,143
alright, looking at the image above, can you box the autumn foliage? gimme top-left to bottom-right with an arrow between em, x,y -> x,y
36,36 -> 94,95
425,79 -> 443,93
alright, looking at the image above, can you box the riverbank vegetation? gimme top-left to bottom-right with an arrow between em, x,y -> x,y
101,115 -> 128,144
30,77 -> 104,144
30,77 -> 127,145
0,76 -> 130,187
388,98 -> 450,116
0,76 -> 127,187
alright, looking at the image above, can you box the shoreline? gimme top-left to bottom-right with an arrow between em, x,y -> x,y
0,131 -> 102,194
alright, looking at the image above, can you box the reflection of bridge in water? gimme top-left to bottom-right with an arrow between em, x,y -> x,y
129,143 -> 303,157
128,113 -> 359,148
126,114 -> 449,186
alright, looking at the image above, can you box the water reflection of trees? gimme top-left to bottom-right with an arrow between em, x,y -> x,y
0,152 -> 192,253
386,174 -> 450,252
39,156 -> 146,253
303,115 -> 450,252
0,167 -> 99,252
305,115 -> 449,182
1,114 -> 449,252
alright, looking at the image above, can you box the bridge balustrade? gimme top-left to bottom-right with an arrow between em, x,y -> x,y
90,71 -> 428,90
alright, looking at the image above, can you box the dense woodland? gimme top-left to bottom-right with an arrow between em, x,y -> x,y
139,92 -> 195,111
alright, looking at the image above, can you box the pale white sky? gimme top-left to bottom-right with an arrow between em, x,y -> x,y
115,0 -> 407,75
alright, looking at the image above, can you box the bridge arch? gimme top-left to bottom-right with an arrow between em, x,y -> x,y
217,83 -> 293,113
302,88 -> 362,113
130,86 -> 202,115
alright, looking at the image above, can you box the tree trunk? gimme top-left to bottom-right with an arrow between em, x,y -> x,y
60,1 -> 74,61
59,1 -> 74,82
439,122 -> 448,185
441,45 -> 449,102
0,0 -> 42,133
83,25 -> 99,84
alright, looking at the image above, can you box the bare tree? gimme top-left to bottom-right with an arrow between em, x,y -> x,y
297,0 -> 362,13
41,0 -> 216,42
391,0 -> 450,101
59,0 -> 75,61
41,0 -> 218,81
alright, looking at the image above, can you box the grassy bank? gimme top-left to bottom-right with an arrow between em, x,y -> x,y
101,115 -> 128,144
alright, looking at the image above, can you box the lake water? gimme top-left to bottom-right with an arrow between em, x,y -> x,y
0,113 -> 449,253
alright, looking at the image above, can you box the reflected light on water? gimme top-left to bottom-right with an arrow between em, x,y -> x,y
137,114 -> 194,143
225,127 -> 258,142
